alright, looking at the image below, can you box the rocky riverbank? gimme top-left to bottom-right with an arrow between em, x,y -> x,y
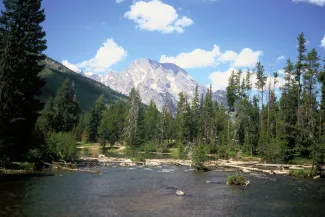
78,154 -> 316,176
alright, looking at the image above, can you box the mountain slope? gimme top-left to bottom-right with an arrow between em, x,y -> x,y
99,58 -> 226,113
40,58 -> 127,112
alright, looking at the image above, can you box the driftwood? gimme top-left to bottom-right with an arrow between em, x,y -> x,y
222,164 -> 290,175
41,161 -> 102,174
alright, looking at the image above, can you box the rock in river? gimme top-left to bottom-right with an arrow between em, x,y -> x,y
176,190 -> 185,196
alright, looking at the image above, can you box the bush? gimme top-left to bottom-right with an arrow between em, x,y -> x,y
191,145 -> 208,171
46,132 -> 78,161
138,141 -> 157,152
226,174 -> 247,185
289,169 -> 313,177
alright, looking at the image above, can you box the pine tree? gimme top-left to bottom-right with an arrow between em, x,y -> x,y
123,88 -> 142,149
255,62 -> 267,127
279,59 -> 298,161
87,94 -> 105,142
143,100 -> 159,143
0,0 -> 47,160
191,85 -> 200,143
38,79 -> 80,133
295,32 -> 307,126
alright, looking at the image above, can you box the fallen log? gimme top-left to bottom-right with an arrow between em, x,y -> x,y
41,161 -> 102,174
255,164 -> 312,169
222,164 -> 290,175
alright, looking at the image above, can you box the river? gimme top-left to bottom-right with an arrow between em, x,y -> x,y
1,164 -> 325,217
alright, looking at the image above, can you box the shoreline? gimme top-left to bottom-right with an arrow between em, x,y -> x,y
79,155 -> 314,176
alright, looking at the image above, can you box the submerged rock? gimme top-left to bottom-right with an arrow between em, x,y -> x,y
176,190 -> 185,196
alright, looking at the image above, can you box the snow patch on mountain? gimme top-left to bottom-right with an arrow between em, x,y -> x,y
90,58 -> 227,113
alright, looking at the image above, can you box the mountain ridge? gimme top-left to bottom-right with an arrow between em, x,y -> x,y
80,58 -> 227,113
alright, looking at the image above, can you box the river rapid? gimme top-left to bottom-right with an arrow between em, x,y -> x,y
1,164 -> 325,217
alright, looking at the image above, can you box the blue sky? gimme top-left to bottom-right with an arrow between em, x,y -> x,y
1,0 -> 325,90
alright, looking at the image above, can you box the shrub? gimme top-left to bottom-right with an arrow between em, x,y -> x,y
46,132 -> 78,161
226,174 -> 247,185
289,169 -> 313,177
138,141 -> 157,152
191,145 -> 208,171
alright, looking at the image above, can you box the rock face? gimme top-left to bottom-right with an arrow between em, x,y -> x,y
82,58 -> 227,113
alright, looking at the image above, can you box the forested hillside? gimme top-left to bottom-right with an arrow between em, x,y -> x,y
40,58 -> 127,112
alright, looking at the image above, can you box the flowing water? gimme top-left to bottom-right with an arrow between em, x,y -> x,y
1,165 -> 325,217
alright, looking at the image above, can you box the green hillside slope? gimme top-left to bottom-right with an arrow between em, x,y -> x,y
40,57 -> 126,112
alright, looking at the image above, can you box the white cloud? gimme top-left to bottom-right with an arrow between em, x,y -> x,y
209,67 -> 285,91
160,45 -> 221,68
277,55 -> 285,62
233,48 -> 263,68
62,60 -> 81,73
292,0 -> 325,6
218,50 -> 238,62
321,35 -> 325,49
124,0 -> 193,34
160,46 -> 262,69
77,38 -> 127,73
209,67 -> 237,91
277,69 -> 285,75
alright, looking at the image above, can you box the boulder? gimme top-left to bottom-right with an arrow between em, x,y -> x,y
98,154 -> 106,158
176,190 -> 185,196
146,161 -> 161,166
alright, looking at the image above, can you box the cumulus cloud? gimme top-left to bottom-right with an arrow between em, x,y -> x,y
124,0 -> 193,34
321,35 -> 325,49
209,67 -> 237,90
62,60 -> 81,73
160,45 -> 221,68
218,50 -> 238,62
277,69 -> 285,75
218,48 -> 262,68
77,38 -> 127,73
233,48 -> 263,68
277,55 -> 285,62
292,0 -> 325,6
209,67 -> 285,91
160,45 -> 262,69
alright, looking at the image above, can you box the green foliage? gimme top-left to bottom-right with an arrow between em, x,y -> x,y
138,141 -> 157,153
217,145 -> 236,159
191,145 -> 208,171
289,169 -> 313,177
37,79 -> 80,133
87,94 -> 106,142
0,0 -> 47,161
226,174 -> 247,185
123,88 -> 144,149
40,58 -> 126,112
45,132 -> 78,161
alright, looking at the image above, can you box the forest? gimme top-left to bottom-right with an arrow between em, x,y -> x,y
0,0 -> 325,176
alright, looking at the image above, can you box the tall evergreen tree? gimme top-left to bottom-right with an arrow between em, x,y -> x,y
87,94 -> 106,142
295,32 -> 307,126
0,0 -> 47,160
38,79 -> 80,133
191,85 -> 200,143
123,88 -> 143,149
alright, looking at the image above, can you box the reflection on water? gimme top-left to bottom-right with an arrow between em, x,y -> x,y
1,166 -> 325,217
